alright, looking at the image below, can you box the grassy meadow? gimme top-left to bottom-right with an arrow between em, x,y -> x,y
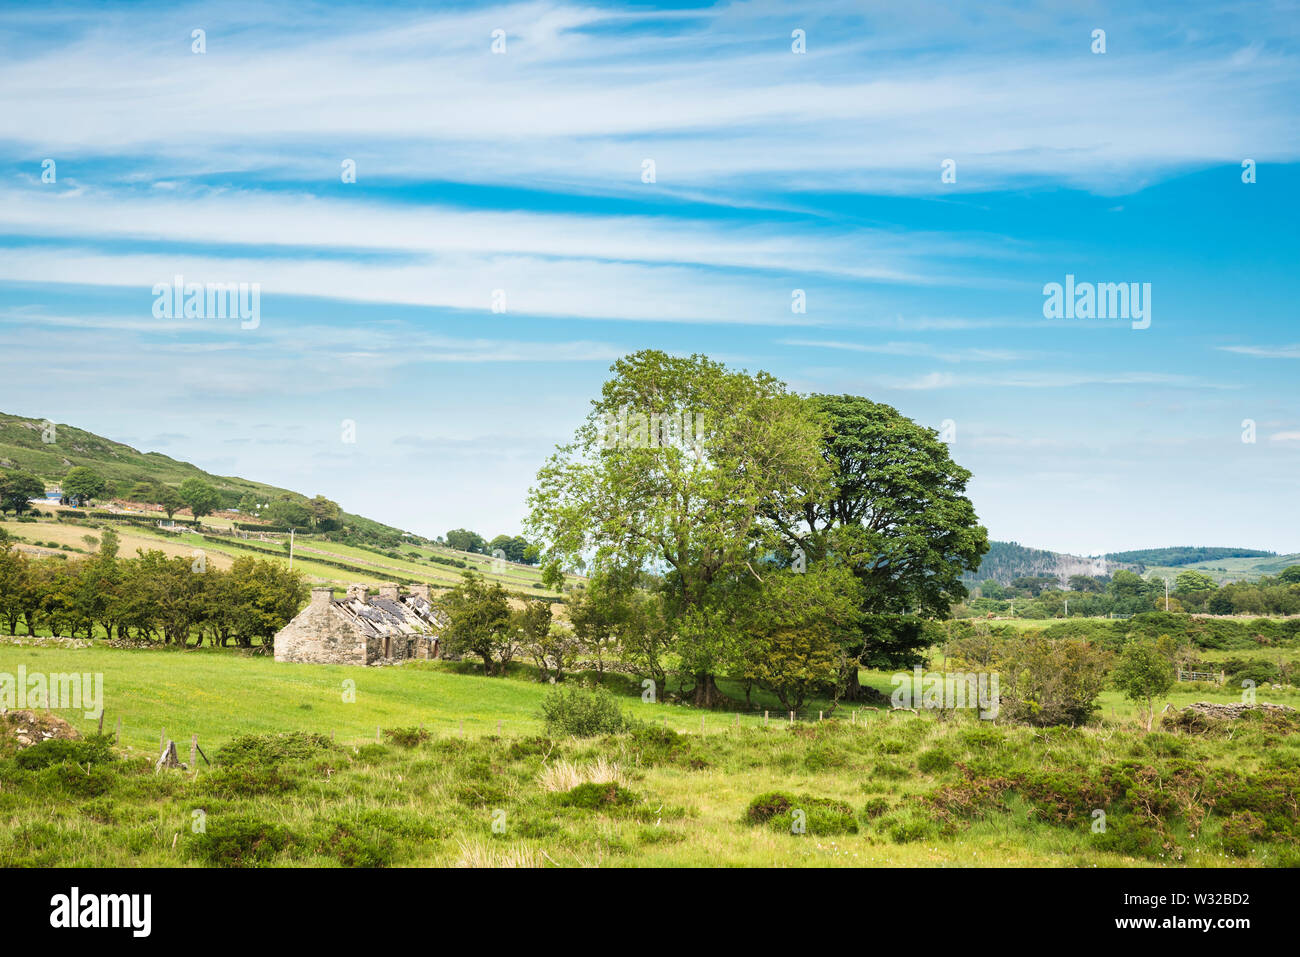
2,641 -> 1298,867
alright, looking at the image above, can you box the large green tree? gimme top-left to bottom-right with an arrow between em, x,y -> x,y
527,350 -> 832,706
768,395 -> 988,693
155,485 -> 184,521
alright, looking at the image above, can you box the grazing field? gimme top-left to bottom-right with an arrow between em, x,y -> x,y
1141,553 -> 1300,585
2,643 -> 1298,867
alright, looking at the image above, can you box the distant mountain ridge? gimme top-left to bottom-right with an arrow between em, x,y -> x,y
962,540 -> 1117,586
965,541 -> 1293,586
1102,547 -> 1276,567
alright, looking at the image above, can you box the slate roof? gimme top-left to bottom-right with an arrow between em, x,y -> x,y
333,594 -> 445,638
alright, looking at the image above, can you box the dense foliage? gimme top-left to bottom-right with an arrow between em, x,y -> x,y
0,526 -> 307,646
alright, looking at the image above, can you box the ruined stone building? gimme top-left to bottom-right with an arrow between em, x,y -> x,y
273,583 -> 445,666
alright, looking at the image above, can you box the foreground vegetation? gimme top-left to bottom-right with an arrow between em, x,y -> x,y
2,645 -> 1298,867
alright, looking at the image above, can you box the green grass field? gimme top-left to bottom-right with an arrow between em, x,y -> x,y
2,641 -> 1298,867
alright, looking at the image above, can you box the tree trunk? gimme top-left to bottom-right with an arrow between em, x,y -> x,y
689,673 -> 727,709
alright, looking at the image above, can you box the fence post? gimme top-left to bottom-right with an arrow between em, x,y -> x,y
789,711 -> 794,726
376,726 -> 381,742
497,719 -> 502,735
190,734 -> 197,770
764,710 -> 769,726
160,727 -> 165,754
819,710 -> 823,722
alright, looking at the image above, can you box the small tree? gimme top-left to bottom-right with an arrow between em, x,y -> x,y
515,598 -> 574,681
179,479 -> 221,523
437,571 -> 514,675
154,485 -> 183,520
62,466 -> 106,506
445,528 -> 486,554
1113,638 -> 1176,731
0,472 -> 45,515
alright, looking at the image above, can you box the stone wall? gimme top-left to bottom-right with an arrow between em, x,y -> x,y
273,601 -> 368,665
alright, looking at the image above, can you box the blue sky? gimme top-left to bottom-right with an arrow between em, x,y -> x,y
0,0 -> 1297,554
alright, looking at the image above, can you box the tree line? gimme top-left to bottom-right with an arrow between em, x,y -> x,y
0,526 -> 307,647
969,566 -> 1300,618
441,529 -> 540,565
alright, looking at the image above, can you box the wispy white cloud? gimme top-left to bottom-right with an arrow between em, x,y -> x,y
0,1 -> 1294,195
779,338 -> 1037,362
1218,344 -> 1300,359
878,370 -> 1234,390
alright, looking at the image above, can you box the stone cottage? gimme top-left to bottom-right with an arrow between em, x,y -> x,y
273,582 -> 445,666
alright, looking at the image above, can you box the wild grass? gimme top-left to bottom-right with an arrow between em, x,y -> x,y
3,641 -> 1300,866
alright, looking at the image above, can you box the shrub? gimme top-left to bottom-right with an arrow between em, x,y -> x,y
1224,660 -> 1283,686
917,748 -> 954,774
187,814 -> 293,866
13,735 -> 114,771
202,765 -> 299,798
997,636 -> 1111,727
555,781 -> 638,810
539,683 -> 633,737
861,797 -> 891,819
383,727 -> 431,748
213,732 -> 334,766
311,821 -> 397,867
744,790 -> 859,835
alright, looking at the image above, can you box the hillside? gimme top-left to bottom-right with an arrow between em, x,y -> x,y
0,412 -> 572,598
962,540 -> 1119,586
1105,546 -> 1276,567
0,411 -> 407,544
965,540 -> 1295,587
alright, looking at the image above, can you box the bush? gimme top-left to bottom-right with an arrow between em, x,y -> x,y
383,727 -> 431,748
743,790 -> 859,835
213,731 -> 334,766
13,735 -> 114,771
187,814 -> 293,866
555,781 -> 638,809
997,636 -> 1112,727
917,748 -> 954,774
202,765 -> 299,798
1224,660 -> 1283,686
539,683 -> 633,737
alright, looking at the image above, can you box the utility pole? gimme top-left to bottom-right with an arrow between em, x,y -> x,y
289,527 -> 295,570
1164,577 -> 1169,612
